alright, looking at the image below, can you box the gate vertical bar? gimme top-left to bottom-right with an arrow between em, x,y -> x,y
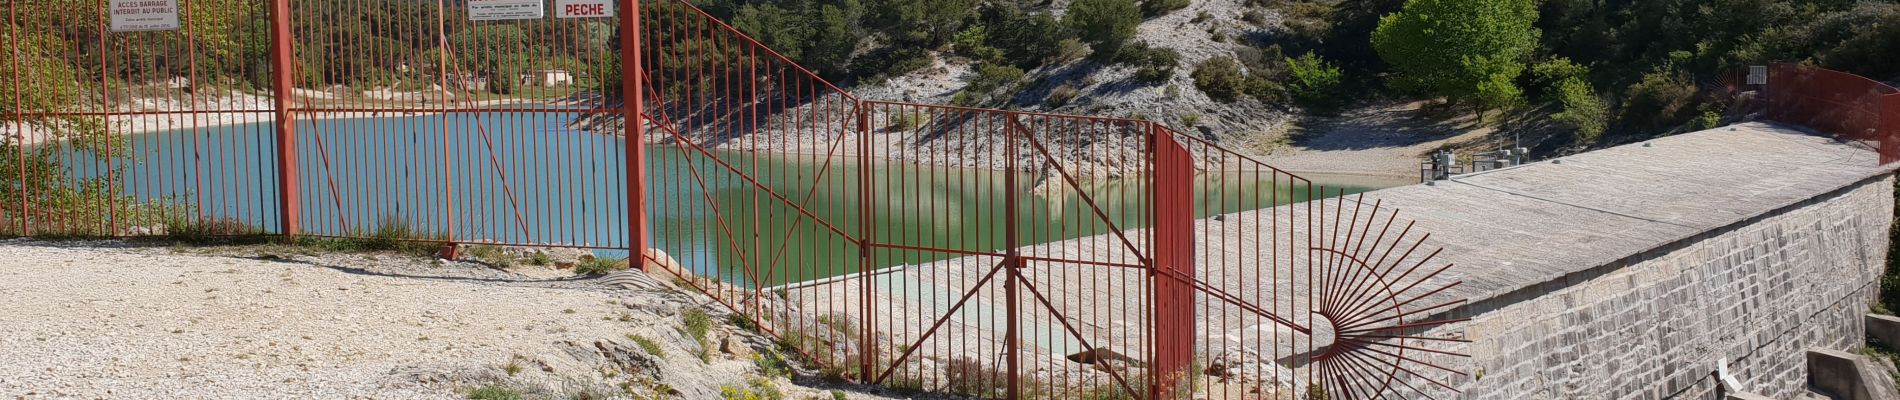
621,0 -> 649,270
1002,112 -> 1021,400
269,0 -> 300,237
854,102 -> 875,382
1150,124 -> 1196,398
436,0 -> 454,251
7,1 -> 26,236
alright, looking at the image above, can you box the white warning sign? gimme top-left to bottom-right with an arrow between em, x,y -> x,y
556,0 -> 614,18
109,0 -> 180,32
469,0 -> 545,21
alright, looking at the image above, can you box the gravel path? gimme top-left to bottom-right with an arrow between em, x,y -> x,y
1261,101 -> 1494,178
0,240 -> 901,400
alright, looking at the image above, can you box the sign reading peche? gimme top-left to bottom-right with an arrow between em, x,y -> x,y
557,0 -> 615,18
109,0 -> 179,32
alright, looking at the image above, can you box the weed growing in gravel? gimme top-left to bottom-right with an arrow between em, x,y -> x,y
753,349 -> 790,378
681,308 -> 713,362
727,313 -> 759,332
562,309 -> 576,314
575,256 -> 628,275
628,334 -> 665,358
530,252 -> 551,266
719,377 -> 785,400
164,218 -> 268,245
502,361 -> 523,376
466,384 -> 524,400
830,389 -> 847,400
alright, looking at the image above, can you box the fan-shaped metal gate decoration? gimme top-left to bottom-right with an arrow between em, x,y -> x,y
1302,194 -> 1469,399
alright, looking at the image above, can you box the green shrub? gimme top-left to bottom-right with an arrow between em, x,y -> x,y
1111,44 -> 1180,84
1178,112 -> 1201,127
1045,85 -> 1081,107
888,111 -> 930,130
1141,0 -> 1190,17
953,63 -> 1026,106
467,385 -> 524,400
1051,38 -> 1091,65
1550,78 -> 1607,142
1240,9 -> 1266,25
1191,56 -> 1246,102
1243,74 -> 1285,103
1285,52 -> 1345,111
1697,110 -> 1723,130
1620,71 -> 1698,132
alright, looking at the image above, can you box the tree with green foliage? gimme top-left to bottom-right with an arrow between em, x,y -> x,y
864,0 -> 975,47
1285,52 -> 1345,111
985,9 -> 1065,69
732,0 -> 864,78
0,19 -> 150,236
1371,0 -> 1539,112
1550,78 -> 1606,142
488,62 -> 517,95
1066,0 -> 1142,60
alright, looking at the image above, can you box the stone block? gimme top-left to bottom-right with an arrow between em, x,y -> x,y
1806,348 -> 1900,400
1867,314 -> 1900,348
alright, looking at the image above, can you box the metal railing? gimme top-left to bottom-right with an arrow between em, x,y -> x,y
0,0 -> 1474,398
1765,63 -> 1900,164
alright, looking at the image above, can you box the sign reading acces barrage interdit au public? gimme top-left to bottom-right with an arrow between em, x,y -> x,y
109,0 -> 179,32
469,0 -> 545,21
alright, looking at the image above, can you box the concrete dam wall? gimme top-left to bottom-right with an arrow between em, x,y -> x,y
1439,125 -> 1894,398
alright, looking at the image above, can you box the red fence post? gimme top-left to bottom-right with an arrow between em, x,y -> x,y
854,102 -> 876,383
621,0 -> 649,271
1002,112 -> 1022,400
1151,124 -> 1196,398
1877,92 -> 1892,163
269,0 -> 299,237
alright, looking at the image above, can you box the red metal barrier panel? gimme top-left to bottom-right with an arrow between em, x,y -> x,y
1885,93 -> 1900,164
1768,63 -> 1900,163
282,0 -> 624,249
1150,128 -> 1195,398
2,0 -> 279,237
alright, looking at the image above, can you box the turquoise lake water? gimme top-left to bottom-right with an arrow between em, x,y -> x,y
61,111 -> 1396,286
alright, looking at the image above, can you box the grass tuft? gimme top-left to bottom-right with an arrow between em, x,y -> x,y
628,334 -> 666,358
466,384 -> 524,400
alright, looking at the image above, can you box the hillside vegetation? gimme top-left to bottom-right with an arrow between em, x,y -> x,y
6,0 -> 1899,151
748,0 -> 1900,149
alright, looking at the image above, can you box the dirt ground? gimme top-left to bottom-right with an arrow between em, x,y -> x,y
0,239 -> 910,400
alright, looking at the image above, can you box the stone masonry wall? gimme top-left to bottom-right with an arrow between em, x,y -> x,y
1457,175 -> 1894,399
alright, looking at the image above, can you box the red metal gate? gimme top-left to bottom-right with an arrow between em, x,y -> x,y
2,0 -> 1472,398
